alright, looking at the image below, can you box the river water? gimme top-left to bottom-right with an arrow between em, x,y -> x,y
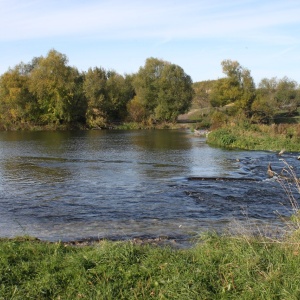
0,130 -> 299,245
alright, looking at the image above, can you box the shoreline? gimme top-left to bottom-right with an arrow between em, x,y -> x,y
0,235 -> 193,249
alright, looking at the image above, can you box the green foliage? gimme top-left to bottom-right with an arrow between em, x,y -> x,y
210,110 -> 229,129
208,127 -> 237,147
83,68 -> 134,128
83,67 -> 109,127
1,51 -> 300,130
209,60 -> 255,116
251,92 -> 276,124
1,234 -> 300,299
106,72 -> 134,120
0,50 -> 136,130
251,77 -> 300,125
28,49 -> 83,124
116,122 -> 143,130
133,57 -> 194,122
126,95 -> 147,122
238,68 -> 256,114
276,77 -> 300,114
192,80 -> 215,108
209,78 -> 238,107
0,64 -> 39,129
204,61 -> 300,128
207,123 -> 300,151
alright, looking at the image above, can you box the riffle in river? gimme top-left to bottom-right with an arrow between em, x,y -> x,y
0,130 -> 299,245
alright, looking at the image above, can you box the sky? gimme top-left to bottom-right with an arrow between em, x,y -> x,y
0,0 -> 300,84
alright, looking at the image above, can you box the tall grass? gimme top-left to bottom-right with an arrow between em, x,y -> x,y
207,123 -> 300,151
1,231 -> 300,299
275,160 -> 300,232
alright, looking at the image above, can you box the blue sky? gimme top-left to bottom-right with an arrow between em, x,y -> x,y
0,0 -> 299,84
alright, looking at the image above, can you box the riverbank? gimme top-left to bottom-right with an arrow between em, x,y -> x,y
0,120 -> 188,131
1,232 -> 300,299
207,123 -> 300,152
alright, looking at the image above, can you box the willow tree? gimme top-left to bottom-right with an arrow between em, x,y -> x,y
132,58 -> 194,122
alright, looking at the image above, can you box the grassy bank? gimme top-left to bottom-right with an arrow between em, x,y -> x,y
1,233 -> 300,299
207,123 -> 300,152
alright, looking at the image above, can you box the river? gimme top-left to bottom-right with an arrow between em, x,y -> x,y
0,129 -> 299,245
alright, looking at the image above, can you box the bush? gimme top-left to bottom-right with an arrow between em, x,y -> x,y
207,128 -> 237,147
207,123 -> 300,151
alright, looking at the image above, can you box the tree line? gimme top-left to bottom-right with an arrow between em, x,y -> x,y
193,60 -> 300,126
0,49 -> 194,130
1,49 -> 299,130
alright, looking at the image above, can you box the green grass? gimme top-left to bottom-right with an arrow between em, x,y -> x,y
207,123 -> 300,152
1,233 -> 300,299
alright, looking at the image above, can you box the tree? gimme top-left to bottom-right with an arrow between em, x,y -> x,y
155,63 -> 194,121
0,64 -> 38,128
83,68 -> 134,127
127,95 -> 147,122
210,60 -> 255,115
133,58 -> 165,115
28,49 -> 82,124
238,68 -> 256,114
251,77 -> 278,123
276,77 -> 300,114
251,93 -> 276,124
192,80 -> 215,108
106,71 -> 134,120
133,58 -> 194,122
69,71 -> 87,124
83,67 -> 108,127
209,77 -> 238,107
251,77 -> 300,123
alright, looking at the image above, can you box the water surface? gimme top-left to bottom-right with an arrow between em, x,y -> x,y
0,130 -> 298,244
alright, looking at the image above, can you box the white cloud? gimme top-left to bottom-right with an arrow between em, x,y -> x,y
1,0 -> 300,42
1,0 -> 300,82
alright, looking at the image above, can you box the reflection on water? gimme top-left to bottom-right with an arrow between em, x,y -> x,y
0,129 -> 299,244
5,157 -> 72,184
